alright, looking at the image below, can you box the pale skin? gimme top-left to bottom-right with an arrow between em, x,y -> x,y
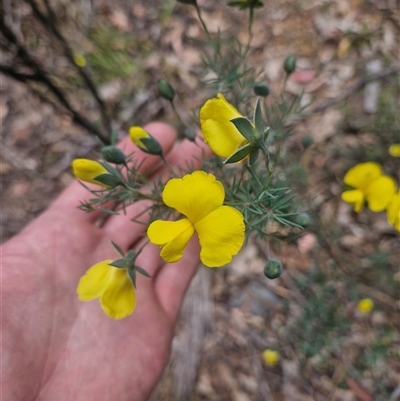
2,123 -> 210,401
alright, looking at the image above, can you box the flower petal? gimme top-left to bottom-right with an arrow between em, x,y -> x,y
365,175 -> 397,212
343,162 -> 382,191
387,191 -> 400,231
200,93 -> 248,158
195,205 -> 245,267
77,260 -> 114,301
147,219 -> 195,263
162,171 -> 225,223
72,159 -> 110,187
389,144 -> 400,157
341,189 -> 365,212
100,268 -> 136,319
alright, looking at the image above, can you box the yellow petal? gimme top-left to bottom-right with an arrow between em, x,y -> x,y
100,268 -> 136,319
162,171 -> 225,223
387,191 -> 400,231
365,175 -> 397,212
343,162 -> 382,191
389,144 -> 400,157
147,219 -> 195,263
195,205 -> 245,267
77,260 -> 114,301
341,189 -> 365,212
72,159 -> 110,187
200,93 -> 248,158
129,126 -> 150,151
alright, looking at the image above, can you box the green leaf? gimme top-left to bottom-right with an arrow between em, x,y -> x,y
224,143 -> 253,164
230,117 -> 254,142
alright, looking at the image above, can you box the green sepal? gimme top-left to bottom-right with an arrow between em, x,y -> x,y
230,117 -> 255,142
111,241 -> 125,257
109,258 -> 128,268
93,173 -> 121,188
224,143 -> 253,164
102,146 -> 126,165
253,98 -> 264,136
139,137 -> 163,156
135,266 -> 151,278
128,268 -> 137,288
99,162 -> 121,178
249,147 -> 260,165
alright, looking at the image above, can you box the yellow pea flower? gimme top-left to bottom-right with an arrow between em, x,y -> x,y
73,54 -> 87,67
147,171 -> 245,268
77,260 -> 136,319
262,349 -> 280,367
389,144 -> 400,157
129,126 -> 163,156
341,162 -> 396,212
200,93 -> 248,158
387,190 -> 400,231
72,158 -> 115,188
357,298 -> 374,314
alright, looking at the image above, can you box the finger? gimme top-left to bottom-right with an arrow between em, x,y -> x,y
153,236 -> 201,322
51,122 -> 178,221
102,135 -> 211,249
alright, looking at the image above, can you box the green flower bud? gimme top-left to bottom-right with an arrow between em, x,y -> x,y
284,55 -> 296,75
301,135 -> 313,149
102,146 -> 126,165
296,213 -> 311,227
264,258 -> 283,279
157,79 -> 175,101
253,82 -> 270,97
184,127 -> 197,142
176,0 -> 197,4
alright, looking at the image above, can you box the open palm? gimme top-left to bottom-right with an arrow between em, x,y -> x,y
2,123 -> 208,401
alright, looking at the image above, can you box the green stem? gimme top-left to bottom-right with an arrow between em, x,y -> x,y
194,3 -> 213,44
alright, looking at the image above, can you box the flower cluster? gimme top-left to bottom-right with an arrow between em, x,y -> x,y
341,161 -> 399,231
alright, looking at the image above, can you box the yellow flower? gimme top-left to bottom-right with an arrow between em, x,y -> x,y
357,298 -> 374,314
77,260 -> 136,319
73,54 -> 87,67
387,190 -> 400,231
389,144 -> 400,157
72,158 -> 114,188
262,349 -> 280,367
341,162 -> 396,212
129,126 -> 163,156
200,93 -> 248,158
147,171 -> 245,268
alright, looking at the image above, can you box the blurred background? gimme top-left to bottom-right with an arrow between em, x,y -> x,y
1,0 -> 399,400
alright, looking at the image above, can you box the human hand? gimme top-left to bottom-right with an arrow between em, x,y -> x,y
2,123 -> 209,401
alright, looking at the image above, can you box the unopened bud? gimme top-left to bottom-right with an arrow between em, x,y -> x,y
102,146 -> 126,165
301,135 -> 313,149
253,82 -> 270,97
296,213 -> 311,227
176,0 -> 197,4
264,258 -> 283,279
157,79 -> 175,102
129,126 -> 163,156
284,55 -> 296,75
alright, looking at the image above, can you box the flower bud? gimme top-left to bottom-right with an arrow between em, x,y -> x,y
357,298 -> 374,314
72,159 -> 120,188
176,0 -> 197,5
301,135 -> 313,149
253,82 -> 270,97
73,54 -> 87,67
296,213 -> 311,227
264,258 -> 283,279
102,146 -> 126,165
284,55 -> 296,75
262,349 -> 280,367
157,79 -> 175,102
129,126 -> 163,156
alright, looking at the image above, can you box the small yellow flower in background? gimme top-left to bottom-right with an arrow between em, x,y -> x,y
72,158 -> 114,188
357,298 -> 374,314
77,260 -> 137,319
147,171 -> 245,267
200,93 -> 248,158
341,162 -> 397,212
262,349 -> 280,367
389,144 -> 400,157
129,126 -> 163,156
387,190 -> 400,231
73,54 -> 87,67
